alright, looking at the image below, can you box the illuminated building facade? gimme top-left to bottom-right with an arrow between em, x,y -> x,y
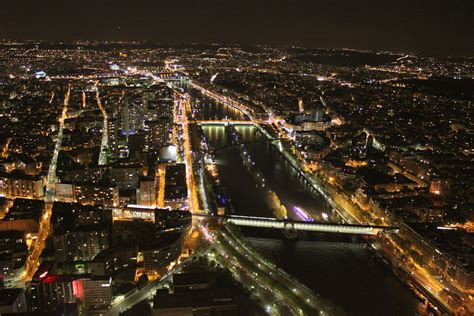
74,184 -> 119,207
107,117 -> 119,158
0,231 -> 27,285
55,183 -> 75,203
0,174 -> 44,199
90,247 -> 137,277
136,177 -> 157,207
54,229 -> 109,262
110,166 -> 144,190
76,277 -> 112,312
142,233 -> 183,277
30,274 -> 77,312
145,117 -> 172,152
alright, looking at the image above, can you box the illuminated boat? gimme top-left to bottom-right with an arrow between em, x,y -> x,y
293,206 -> 313,222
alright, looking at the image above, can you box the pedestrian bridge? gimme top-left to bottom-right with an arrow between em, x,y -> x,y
197,214 -> 398,235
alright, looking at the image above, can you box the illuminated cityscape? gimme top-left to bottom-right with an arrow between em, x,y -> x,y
0,5 -> 472,315
0,41 -> 471,316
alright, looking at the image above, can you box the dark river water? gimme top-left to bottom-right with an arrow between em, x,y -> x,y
187,87 -> 426,315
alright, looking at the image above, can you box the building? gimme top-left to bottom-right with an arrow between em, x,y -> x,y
29,273 -> 77,313
74,184 -> 119,207
127,133 -> 147,158
283,109 -> 331,132
172,272 -> 214,291
137,177 -> 157,207
111,211 -> 190,278
110,165 -> 144,189
294,130 -> 331,161
53,226 -> 109,263
51,202 -> 111,262
112,206 -> 156,222
0,288 -> 27,313
64,167 -> 108,184
164,164 -> 187,209
429,178 -> 446,196
0,231 -> 27,285
55,183 -> 76,203
0,172 -> 45,198
145,117 -> 172,152
152,272 -> 237,316
142,232 -> 184,277
297,97 -> 304,113
0,153 -> 41,175
152,290 -> 238,316
159,145 -> 177,162
107,117 -> 118,158
401,223 -> 474,294
120,94 -> 147,135
90,247 -> 137,277
0,199 -> 43,234
0,197 -> 8,215
76,277 -> 112,312
55,182 -> 119,207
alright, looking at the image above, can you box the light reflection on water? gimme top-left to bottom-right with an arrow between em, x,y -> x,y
195,90 -> 425,316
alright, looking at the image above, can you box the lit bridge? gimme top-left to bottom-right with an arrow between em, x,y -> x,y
196,214 -> 399,235
196,120 -> 256,125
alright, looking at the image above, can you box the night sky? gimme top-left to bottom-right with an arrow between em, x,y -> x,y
1,0 -> 472,55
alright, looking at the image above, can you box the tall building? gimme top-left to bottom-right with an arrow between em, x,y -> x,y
54,228 -> 109,262
120,94 -> 147,135
145,117 -> 172,152
76,278 -> 112,312
429,179 -> 446,196
119,95 -> 130,135
51,202 -> 111,262
29,274 -> 77,312
297,97 -> 304,113
164,164 -> 187,209
107,117 -> 118,158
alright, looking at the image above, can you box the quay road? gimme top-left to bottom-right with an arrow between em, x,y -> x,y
201,223 -> 341,315
184,79 -> 464,314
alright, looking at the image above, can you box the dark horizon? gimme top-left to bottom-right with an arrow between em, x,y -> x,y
1,0 -> 473,56
1,39 -> 473,59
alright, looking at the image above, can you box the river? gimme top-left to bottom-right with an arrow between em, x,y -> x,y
187,86 -> 427,315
